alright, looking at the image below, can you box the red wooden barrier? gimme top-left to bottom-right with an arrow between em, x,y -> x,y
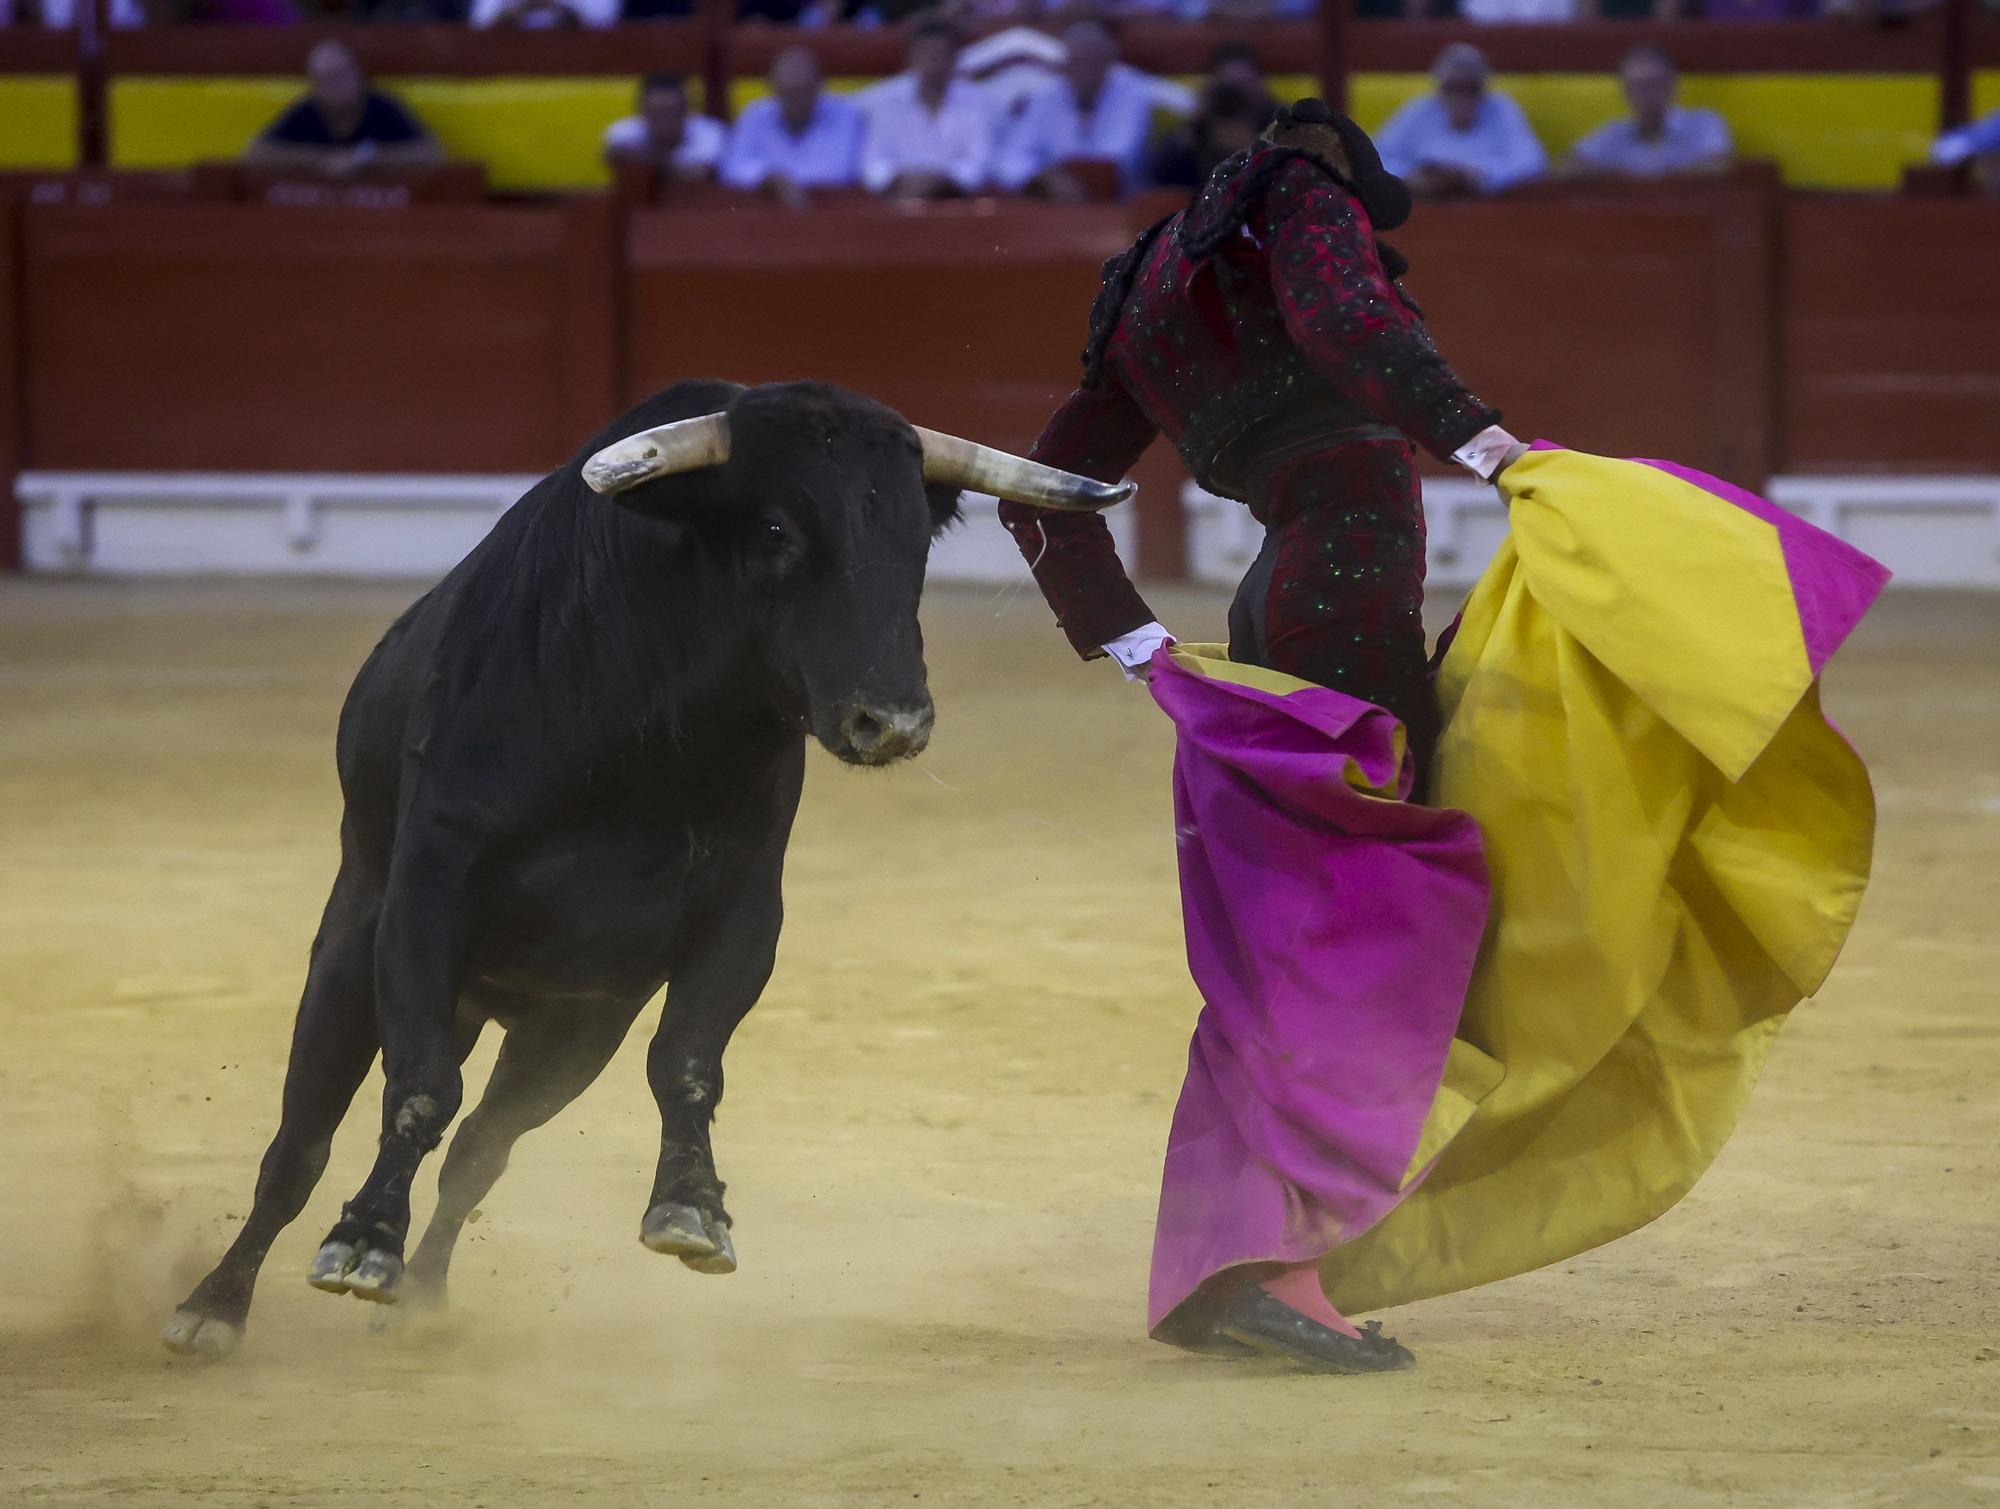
622,201 -> 1128,451
0,200 -> 22,572
22,197 -> 615,473
8,186 -> 2000,574
621,199 -> 1205,571
1780,195 -> 2000,474
1402,178 -> 1778,488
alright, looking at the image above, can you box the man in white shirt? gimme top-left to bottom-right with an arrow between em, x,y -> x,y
603,73 -> 727,183
1457,0 -> 1582,20
859,21 -> 996,200
1565,46 -> 1733,179
993,20 -> 1192,201
1375,43 -> 1547,199
470,0 -> 621,26
720,45 -> 865,209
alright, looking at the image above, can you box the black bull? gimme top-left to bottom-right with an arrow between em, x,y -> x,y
162,380 -> 1054,1360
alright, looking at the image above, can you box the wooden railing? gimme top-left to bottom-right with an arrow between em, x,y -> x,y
4,176 -> 1998,575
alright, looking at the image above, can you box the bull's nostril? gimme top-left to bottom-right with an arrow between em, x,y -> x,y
848,712 -> 887,751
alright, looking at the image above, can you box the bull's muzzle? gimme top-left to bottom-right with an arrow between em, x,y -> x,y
833,701 -> 934,767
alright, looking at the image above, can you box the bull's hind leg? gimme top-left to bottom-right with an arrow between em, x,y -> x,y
400,1002 -> 642,1309
307,824 -> 479,1306
163,875 -> 380,1361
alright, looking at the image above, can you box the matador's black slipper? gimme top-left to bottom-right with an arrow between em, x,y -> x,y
1213,1287 -> 1416,1375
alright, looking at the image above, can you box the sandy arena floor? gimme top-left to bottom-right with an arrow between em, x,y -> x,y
0,577 -> 1995,1508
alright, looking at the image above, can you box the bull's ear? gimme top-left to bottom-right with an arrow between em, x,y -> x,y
924,482 -> 965,540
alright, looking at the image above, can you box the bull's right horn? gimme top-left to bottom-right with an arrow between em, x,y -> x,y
915,427 -> 1136,513
583,413 -> 732,496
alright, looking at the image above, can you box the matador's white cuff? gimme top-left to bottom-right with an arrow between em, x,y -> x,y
1103,621 -> 1175,681
1452,425 -> 1523,483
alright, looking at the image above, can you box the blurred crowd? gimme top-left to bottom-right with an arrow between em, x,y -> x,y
233,30 -> 1865,201
0,0 -> 1956,26
10,0 -> 1991,199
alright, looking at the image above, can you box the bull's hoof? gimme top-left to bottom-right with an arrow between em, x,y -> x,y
161,1308 -> 243,1362
640,1202 -> 738,1275
307,1239 -> 404,1303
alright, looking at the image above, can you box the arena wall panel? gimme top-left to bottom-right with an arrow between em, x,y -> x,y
21,199 -> 615,475
622,204 -> 1127,455
1780,196 -> 2000,474
623,203 -> 1190,581
9,192 -> 1999,584
1391,186 -> 1776,488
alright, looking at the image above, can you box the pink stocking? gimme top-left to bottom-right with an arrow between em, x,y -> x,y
1258,1263 -> 1362,1339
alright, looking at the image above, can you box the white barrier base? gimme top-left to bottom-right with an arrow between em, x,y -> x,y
1187,474 -> 2000,590
15,472 -> 1133,586
15,469 -> 1998,589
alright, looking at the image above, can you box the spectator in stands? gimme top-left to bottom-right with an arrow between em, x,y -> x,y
246,41 -> 444,178
22,0 -> 295,21
720,46 -> 865,208
1150,83 -> 1269,188
471,0 -> 619,26
604,73 -> 727,182
859,21 -> 997,200
993,20 -> 1194,201
1932,109 -> 2000,196
1375,43 -> 1546,199
1151,40 -> 1280,186
1455,0 -> 1583,20
738,0 -> 838,21
1204,40 -> 1281,127
1565,47 -> 1732,179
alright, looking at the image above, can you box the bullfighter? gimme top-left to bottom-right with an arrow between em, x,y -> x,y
1001,100 -> 1521,1369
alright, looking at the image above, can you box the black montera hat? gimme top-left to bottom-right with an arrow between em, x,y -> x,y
1272,97 -> 1413,231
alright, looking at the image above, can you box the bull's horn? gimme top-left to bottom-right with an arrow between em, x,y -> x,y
582,413 -> 731,496
916,427 -> 1135,512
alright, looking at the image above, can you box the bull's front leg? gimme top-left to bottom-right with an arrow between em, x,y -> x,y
640,852 -> 784,1277
308,822 -> 478,1304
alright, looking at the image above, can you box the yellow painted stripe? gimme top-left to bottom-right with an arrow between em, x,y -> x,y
1973,69 -> 2000,121
110,77 -> 298,169
103,69 -> 1943,192
109,75 -> 711,191
0,77 -> 79,171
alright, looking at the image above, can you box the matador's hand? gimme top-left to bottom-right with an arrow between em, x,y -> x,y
1103,622 -> 1176,683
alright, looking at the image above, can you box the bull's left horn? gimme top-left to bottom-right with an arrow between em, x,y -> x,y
582,413 -> 732,496
915,427 -> 1135,513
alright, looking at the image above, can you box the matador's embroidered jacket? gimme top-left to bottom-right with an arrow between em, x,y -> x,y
1001,144 -> 1501,657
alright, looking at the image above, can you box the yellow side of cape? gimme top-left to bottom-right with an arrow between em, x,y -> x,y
1311,449 -> 1876,1312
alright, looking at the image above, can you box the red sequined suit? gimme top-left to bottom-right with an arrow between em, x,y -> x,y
1001,145 -> 1499,767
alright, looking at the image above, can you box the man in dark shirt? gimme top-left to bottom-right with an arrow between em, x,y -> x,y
1150,82 -> 1269,190
246,40 -> 445,178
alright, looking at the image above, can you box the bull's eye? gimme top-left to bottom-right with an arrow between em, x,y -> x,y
751,519 -> 797,578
